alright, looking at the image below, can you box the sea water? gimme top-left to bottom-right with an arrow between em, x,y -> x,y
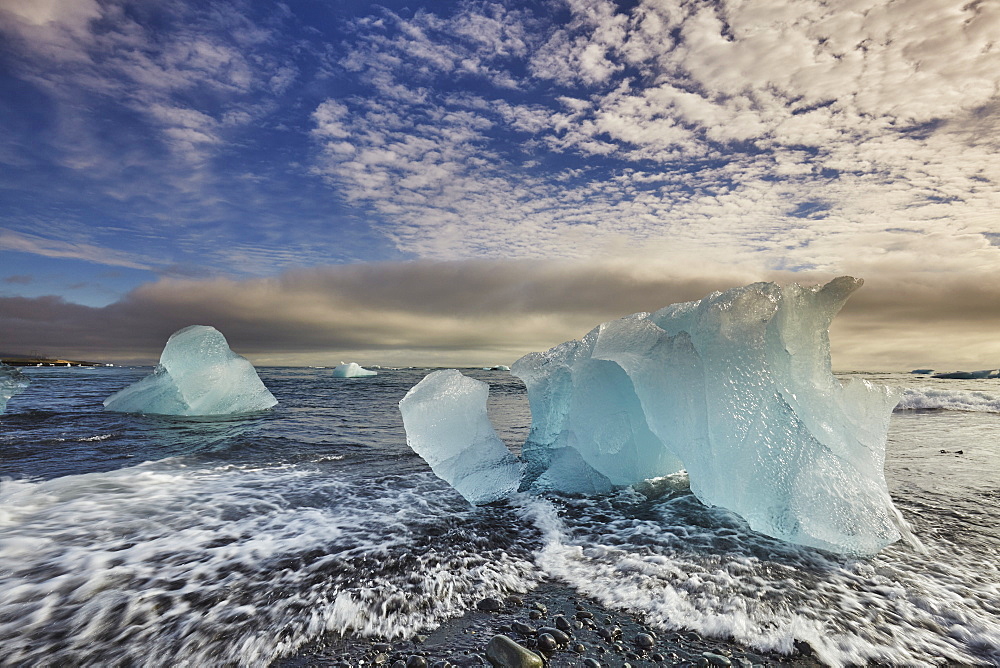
0,367 -> 997,666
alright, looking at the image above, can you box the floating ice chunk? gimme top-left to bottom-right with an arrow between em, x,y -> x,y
104,325 -> 277,416
0,364 -> 30,414
401,277 -> 910,555
333,362 -> 377,378
399,369 -> 523,505
514,276 -> 905,555
932,369 -> 998,379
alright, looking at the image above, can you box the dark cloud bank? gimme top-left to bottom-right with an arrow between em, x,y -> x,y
3,259 -> 998,370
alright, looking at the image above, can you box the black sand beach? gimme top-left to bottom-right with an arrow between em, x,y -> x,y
279,580 -> 824,667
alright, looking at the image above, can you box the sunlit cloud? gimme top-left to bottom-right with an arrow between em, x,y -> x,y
308,0 -> 1000,274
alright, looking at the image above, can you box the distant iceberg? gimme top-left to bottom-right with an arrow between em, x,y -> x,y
400,277 -> 912,556
332,362 -> 377,378
104,325 -> 277,416
0,363 -> 30,414
932,369 -> 998,379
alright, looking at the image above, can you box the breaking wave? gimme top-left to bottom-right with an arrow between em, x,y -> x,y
0,460 -> 538,667
896,388 -> 1000,413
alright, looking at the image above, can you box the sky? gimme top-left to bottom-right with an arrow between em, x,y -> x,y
1,0 -> 998,370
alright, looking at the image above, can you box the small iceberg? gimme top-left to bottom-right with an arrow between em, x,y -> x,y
0,363 -> 30,414
400,369 -> 523,505
400,277 -> 913,556
104,325 -> 277,416
332,362 -> 378,378
932,369 -> 998,379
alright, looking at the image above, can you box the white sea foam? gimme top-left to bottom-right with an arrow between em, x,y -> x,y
517,492 -> 1000,668
0,461 -> 537,667
896,388 -> 1000,413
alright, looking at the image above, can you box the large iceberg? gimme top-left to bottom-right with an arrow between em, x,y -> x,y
333,362 -> 378,378
400,277 -> 911,555
0,363 -> 30,414
104,325 -> 277,416
399,369 -> 524,505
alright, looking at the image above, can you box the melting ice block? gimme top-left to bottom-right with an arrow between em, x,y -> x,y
401,277 -> 910,555
0,364 -> 30,414
333,362 -> 377,378
104,325 -> 277,416
399,369 -> 524,505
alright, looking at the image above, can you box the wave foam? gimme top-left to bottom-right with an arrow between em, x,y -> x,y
896,388 -> 1000,413
517,490 -> 999,668
0,461 -> 538,667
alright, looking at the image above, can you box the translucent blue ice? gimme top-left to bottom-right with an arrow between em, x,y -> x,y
104,326 -> 277,416
515,276 -> 904,555
0,364 -> 30,414
399,369 -> 524,505
333,362 -> 377,378
400,278 -> 909,555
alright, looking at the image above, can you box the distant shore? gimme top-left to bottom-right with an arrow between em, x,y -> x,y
1,357 -> 104,367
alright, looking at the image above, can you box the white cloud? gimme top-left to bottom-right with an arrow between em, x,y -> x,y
0,227 -> 156,270
304,0 -> 1000,282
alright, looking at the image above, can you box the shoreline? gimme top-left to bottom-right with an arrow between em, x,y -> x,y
1,357 -> 104,367
276,580 -> 826,667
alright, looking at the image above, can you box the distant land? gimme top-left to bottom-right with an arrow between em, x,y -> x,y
1,355 -> 105,367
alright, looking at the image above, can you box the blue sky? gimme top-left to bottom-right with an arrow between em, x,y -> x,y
2,0 -> 999,368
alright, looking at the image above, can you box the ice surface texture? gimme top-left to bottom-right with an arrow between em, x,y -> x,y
104,326 -> 277,416
401,278 -> 907,555
333,362 -> 377,378
399,369 -> 524,505
0,364 -> 30,414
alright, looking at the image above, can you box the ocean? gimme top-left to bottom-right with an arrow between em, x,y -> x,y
0,366 -> 998,667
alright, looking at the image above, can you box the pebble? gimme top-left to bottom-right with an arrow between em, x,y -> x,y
511,621 -> 535,636
702,652 -> 732,666
575,611 -> 594,620
554,615 -> 572,632
484,635 -> 544,668
583,659 -> 601,668
527,610 -> 543,620
572,643 -> 586,654
537,627 -> 570,645
635,632 -> 655,650
373,643 -> 393,653
477,598 -> 503,613
406,656 -> 429,668
374,654 -> 389,665
536,633 -> 558,652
